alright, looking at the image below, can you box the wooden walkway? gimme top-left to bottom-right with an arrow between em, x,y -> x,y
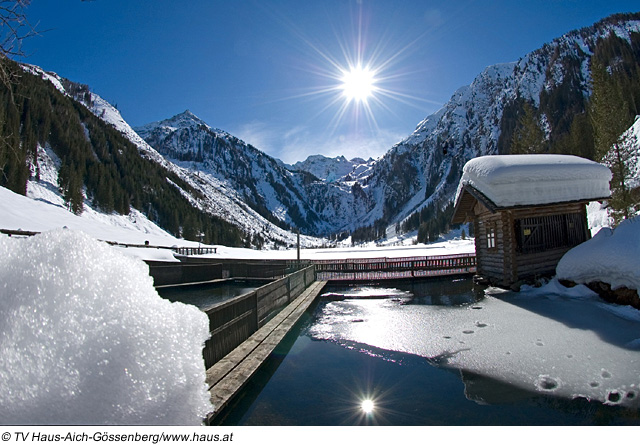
313,253 -> 476,282
204,280 -> 327,424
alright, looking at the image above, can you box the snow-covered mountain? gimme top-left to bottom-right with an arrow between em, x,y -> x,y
134,14 -> 640,240
11,13 -> 640,246
353,14 -> 640,230
289,155 -> 376,183
19,65 -> 325,249
134,111 -> 379,236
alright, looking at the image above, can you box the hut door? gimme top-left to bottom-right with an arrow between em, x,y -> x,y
515,213 -> 586,254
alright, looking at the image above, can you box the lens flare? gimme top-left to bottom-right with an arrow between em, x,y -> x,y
262,1 -> 442,142
341,65 -> 377,102
361,399 -> 375,413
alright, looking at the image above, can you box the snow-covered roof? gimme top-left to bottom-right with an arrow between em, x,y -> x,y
455,155 -> 612,214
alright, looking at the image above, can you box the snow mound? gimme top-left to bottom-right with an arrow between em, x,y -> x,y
557,215 -> 640,291
0,230 -> 212,425
457,154 -> 612,207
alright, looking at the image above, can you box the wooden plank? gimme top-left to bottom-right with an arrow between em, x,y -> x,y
205,281 -> 326,398
205,281 -> 326,422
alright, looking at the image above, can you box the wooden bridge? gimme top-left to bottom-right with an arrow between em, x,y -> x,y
312,253 -> 476,282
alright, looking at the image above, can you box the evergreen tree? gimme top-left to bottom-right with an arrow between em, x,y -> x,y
601,131 -> 639,223
58,157 -> 84,214
589,53 -> 639,224
510,102 -> 547,154
589,60 -> 630,160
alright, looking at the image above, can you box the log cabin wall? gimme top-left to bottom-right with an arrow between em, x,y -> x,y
474,203 -> 512,287
511,203 -> 589,282
473,201 -> 590,287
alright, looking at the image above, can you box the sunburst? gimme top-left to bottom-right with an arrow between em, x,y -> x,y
267,3 -> 441,138
340,64 -> 378,103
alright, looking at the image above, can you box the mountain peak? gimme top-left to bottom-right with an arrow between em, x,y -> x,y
134,109 -> 225,141
164,109 -> 209,129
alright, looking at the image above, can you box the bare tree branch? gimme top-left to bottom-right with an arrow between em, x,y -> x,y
0,1 -> 37,90
0,1 -> 36,59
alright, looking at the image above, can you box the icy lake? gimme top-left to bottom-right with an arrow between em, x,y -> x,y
216,278 -> 640,426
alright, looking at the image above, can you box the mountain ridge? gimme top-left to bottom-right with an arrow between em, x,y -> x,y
132,12 -> 640,240
4,12 -> 640,246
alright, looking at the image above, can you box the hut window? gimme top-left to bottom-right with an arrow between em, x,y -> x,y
515,213 -> 586,254
486,224 -> 497,250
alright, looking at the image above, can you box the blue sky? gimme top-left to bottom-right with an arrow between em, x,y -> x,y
20,0 -> 639,163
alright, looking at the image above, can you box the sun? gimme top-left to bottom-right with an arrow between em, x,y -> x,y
272,1 -> 438,137
361,398 -> 375,414
340,65 -> 377,103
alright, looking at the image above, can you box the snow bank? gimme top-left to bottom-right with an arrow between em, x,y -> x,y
0,185 -> 185,262
457,154 -> 611,207
557,216 -> 640,291
0,230 -> 212,425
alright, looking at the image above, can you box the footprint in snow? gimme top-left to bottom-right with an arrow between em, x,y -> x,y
536,375 -> 560,392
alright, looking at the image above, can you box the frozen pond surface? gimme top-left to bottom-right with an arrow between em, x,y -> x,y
218,278 -> 640,425
157,280 -> 259,310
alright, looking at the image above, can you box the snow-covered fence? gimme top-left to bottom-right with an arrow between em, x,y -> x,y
174,246 -> 217,255
0,228 -> 39,237
202,265 -> 316,368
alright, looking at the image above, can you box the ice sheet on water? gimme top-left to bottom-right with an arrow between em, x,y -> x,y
322,286 -> 413,300
0,229 -> 213,425
309,280 -> 640,408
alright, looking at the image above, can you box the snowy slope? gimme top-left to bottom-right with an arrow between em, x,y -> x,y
618,115 -> 640,190
20,65 -> 324,249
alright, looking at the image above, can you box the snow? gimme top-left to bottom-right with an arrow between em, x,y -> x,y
620,115 -> 640,190
457,154 -> 612,208
557,215 -> 640,291
290,154 -> 375,183
21,64 -> 66,94
201,238 -> 475,261
0,229 -> 213,425
2,181 -> 475,262
1,183 -> 187,262
586,200 -> 614,236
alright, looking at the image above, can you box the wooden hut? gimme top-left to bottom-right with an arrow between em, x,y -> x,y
451,155 -> 611,288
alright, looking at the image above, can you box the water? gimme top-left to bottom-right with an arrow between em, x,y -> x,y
157,279 -> 260,310
214,278 -> 640,426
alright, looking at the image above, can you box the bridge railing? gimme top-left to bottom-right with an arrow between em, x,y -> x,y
313,253 -> 476,281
